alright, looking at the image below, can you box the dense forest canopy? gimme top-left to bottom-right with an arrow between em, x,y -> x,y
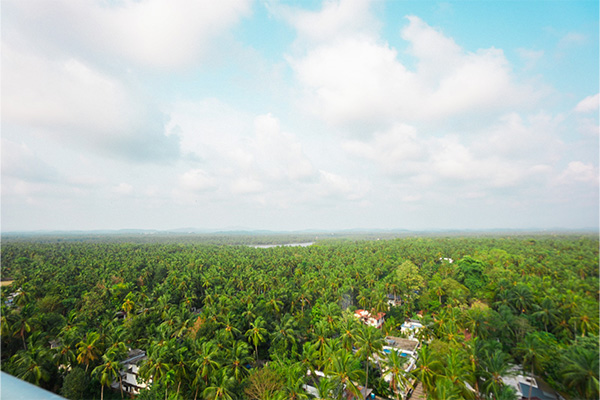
1,234 -> 598,400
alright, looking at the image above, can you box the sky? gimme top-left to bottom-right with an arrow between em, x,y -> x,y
2,0 -> 599,232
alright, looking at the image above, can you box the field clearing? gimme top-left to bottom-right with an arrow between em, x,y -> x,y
1,280 -> 14,287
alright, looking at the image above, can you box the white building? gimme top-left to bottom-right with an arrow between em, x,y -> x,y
400,320 -> 423,339
111,349 -> 149,396
354,309 -> 385,329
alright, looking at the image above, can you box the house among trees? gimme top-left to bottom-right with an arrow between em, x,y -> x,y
502,370 -> 561,400
110,349 -> 148,395
304,370 -> 374,400
400,320 -> 423,339
354,309 -> 385,329
386,294 -> 402,308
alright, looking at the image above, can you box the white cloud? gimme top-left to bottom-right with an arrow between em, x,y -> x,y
556,162 -> 598,185
111,183 -> 134,195
557,32 -> 587,49
282,0 -> 378,45
4,0 -> 252,70
344,115 -> 559,191
179,169 -> 217,193
343,123 -> 423,175
230,177 -> 264,195
289,15 -> 540,131
2,44 -> 179,161
517,48 -> 544,70
1,139 -> 59,182
473,112 -> 563,161
253,113 -> 316,181
575,93 -> 599,113
316,170 -> 368,200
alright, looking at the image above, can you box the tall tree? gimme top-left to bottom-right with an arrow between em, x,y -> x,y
92,353 -> 123,400
245,316 -> 267,362
326,348 -> 364,400
76,331 -> 102,372
412,346 -> 442,397
561,347 -> 599,399
355,325 -> 384,395
203,369 -> 235,400
383,349 -> 411,400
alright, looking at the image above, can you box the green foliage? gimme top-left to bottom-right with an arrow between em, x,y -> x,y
0,234 -> 597,399
455,256 -> 487,295
60,367 -> 89,399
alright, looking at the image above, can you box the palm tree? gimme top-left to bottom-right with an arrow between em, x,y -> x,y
245,316 -> 267,361
314,375 -> 335,399
312,320 -> 331,367
76,331 -> 102,371
242,302 -> 257,325
429,277 -> 445,305
10,310 -> 32,350
338,312 -> 360,352
220,312 -> 241,341
121,297 -> 135,319
104,324 -> 128,361
203,369 -> 235,400
92,353 -> 123,400
279,361 -> 310,400
508,284 -> 533,314
432,377 -> 462,400
10,339 -> 52,386
326,348 -> 364,400
411,346 -> 441,397
443,348 -> 474,399
191,341 -> 220,400
54,340 -> 77,374
171,346 -> 190,397
531,297 -> 559,332
480,349 -> 511,398
321,302 -> 341,331
139,342 -> 171,387
271,314 -> 298,356
517,333 -> 548,400
355,325 -> 384,394
561,347 -> 599,399
383,349 -> 411,400
570,306 -> 599,338
225,340 -> 252,382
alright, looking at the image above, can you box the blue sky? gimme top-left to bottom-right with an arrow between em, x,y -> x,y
2,0 -> 598,232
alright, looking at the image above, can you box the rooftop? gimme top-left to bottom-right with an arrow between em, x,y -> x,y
385,336 -> 420,352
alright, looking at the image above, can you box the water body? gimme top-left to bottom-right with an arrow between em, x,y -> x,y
251,242 -> 314,249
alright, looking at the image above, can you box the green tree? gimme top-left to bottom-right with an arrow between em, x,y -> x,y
412,346 -> 441,397
383,349 -> 411,400
561,347 -> 599,399
455,256 -> 487,294
480,349 -> 512,398
92,353 -> 123,400
225,340 -> 251,382
60,366 -> 90,400
246,316 -> 268,362
271,314 -> 298,358
355,325 -> 384,395
326,348 -> 364,400
517,333 -> 550,400
203,369 -> 235,400
10,340 -> 52,386
76,331 -> 102,372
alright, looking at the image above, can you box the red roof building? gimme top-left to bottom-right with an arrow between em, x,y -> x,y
354,309 -> 385,329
